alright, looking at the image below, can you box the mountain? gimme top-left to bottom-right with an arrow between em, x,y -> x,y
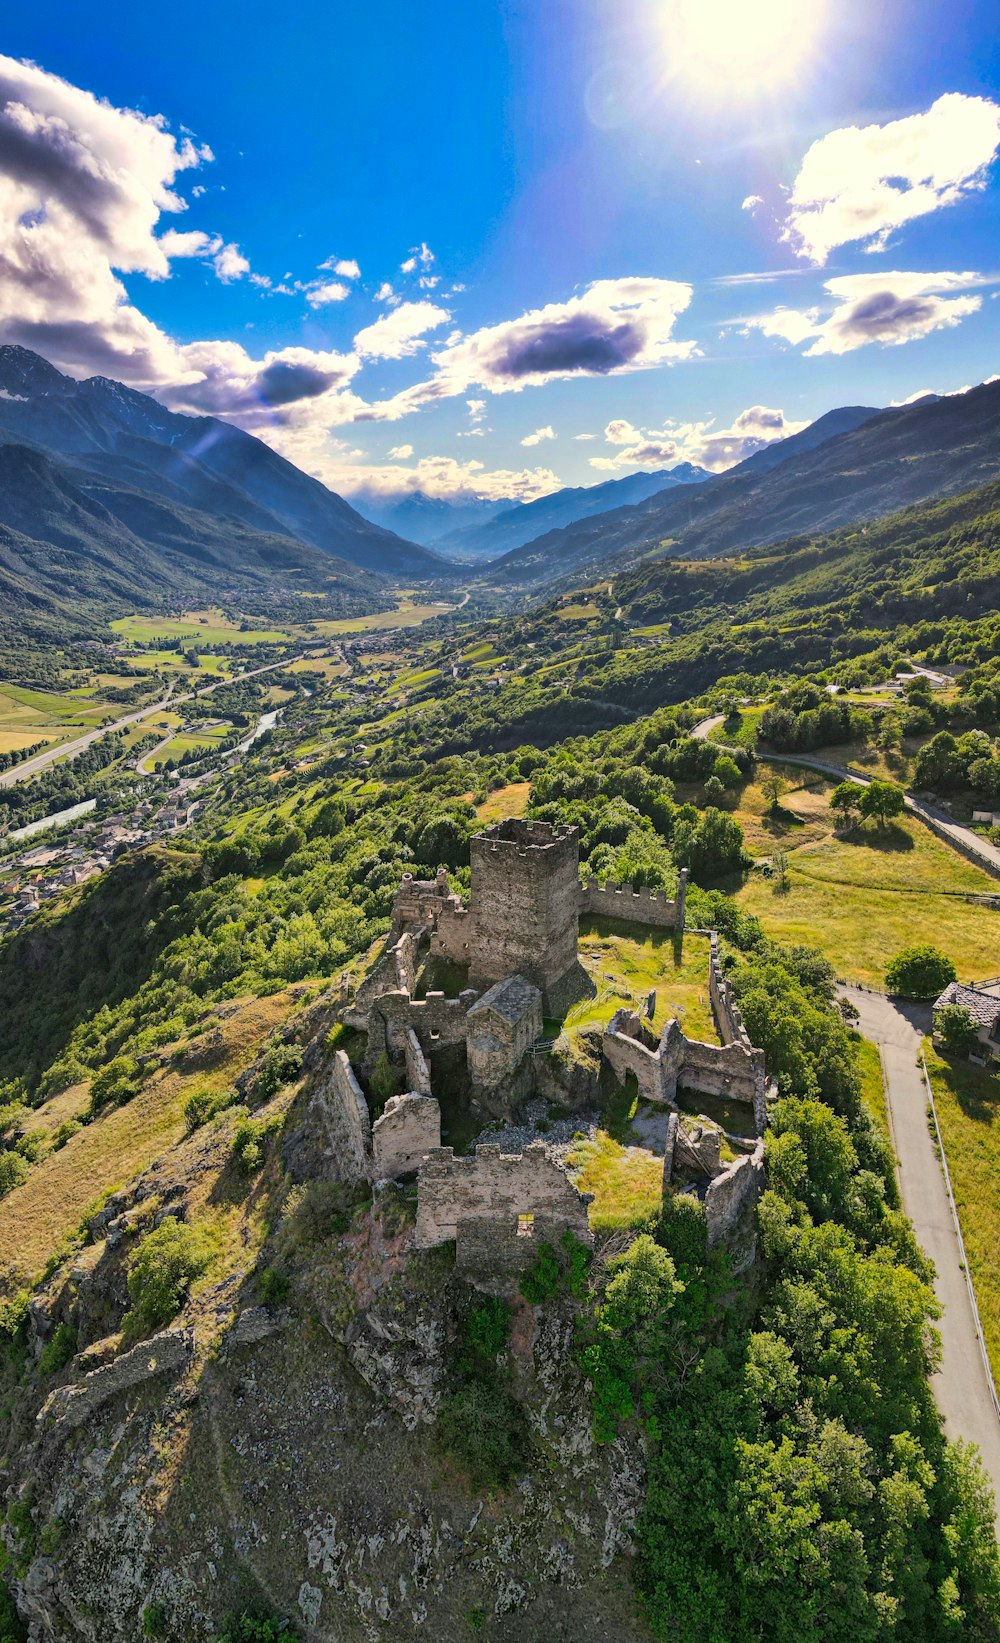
432,462 -> 713,562
727,404 -> 880,477
350,490 -> 505,544
484,388 -> 1000,588
0,346 -> 443,579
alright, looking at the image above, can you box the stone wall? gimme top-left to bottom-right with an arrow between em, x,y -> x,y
579,868 -> 688,932
703,1140 -> 766,1247
372,1093 -> 441,1180
602,1004 -> 766,1131
706,933 -> 768,1129
404,1027 -> 432,1096
392,867 -> 463,930
432,820 -> 581,1013
415,1141 -> 593,1281
366,987 -> 480,1062
307,1049 -> 373,1183
38,1327 -> 194,1432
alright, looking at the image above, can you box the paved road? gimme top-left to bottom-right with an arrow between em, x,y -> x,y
691,713 -> 725,740
771,752 -> 1000,879
844,985 -> 1000,1530
0,655 -> 294,790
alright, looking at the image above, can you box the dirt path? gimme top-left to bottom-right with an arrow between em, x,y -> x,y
843,984 -> 1000,1531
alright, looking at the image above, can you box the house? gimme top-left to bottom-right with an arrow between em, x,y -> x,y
933,981 -> 1000,1063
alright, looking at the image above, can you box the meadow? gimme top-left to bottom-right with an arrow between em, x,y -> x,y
734,767 -> 1000,985
925,1045 -> 1000,1385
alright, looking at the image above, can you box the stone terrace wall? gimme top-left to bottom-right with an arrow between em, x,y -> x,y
415,1141 -> 593,1278
580,868 -> 688,932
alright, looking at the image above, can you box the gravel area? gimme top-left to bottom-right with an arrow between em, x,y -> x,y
473,1097 -> 597,1159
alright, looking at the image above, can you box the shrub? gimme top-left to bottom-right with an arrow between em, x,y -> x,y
123,1218 -> 214,1338
519,1241 -> 562,1303
655,1191 -> 708,1271
0,1152 -> 30,1199
368,1051 -> 400,1109
436,1377 -> 528,1487
466,1297 -> 509,1361
255,1043 -> 303,1101
217,1616 -> 298,1643
935,1002 -> 979,1054
233,1111 -> 282,1174
88,1055 -> 143,1115
37,1323 -> 77,1377
141,1602 -> 169,1637
185,1084 -> 237,1132
52,1120 -> 82,1150
257,1266 -> 291,1308
885,944 -> 957,999
0,1576 -> 26,1643
562,1228 -> 592,1298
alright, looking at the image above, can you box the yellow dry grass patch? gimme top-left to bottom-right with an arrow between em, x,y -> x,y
474,782 -> 532,824
572,925 -> 717,1042
0,993 -> 295,1291
567,1131 -> 662,1230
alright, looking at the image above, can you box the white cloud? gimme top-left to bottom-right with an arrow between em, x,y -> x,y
590,405 -> 807,474
213,242 -> 250,282
306,279 -> 349,307
353,298 -> 451,360
466,398 -> 486,419
158,227 -> 217,258
521,424 -> 556,446
574,432 -> 596,440
388,442 -> 413,459
742,194 -> 764,212
783,93 -> 1000,263
374,280 -> 399,306
364,278 -> 696,419
320,256 -> 360,278
339,451 -> 559,505
401,242 -> 434,274
743,270 -> 986,355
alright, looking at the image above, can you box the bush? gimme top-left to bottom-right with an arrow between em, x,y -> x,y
185,1084 -> 237,1132
123,1218 -> 214,1338
935,1002 -> 979,1054
233,1111 -> 282,1174
885,944 -> 957,999
466,1297 -> 509,1361
142,1602 -> 169,1637
0,1151 -> 30,1199
519,1241 -> 562,1303
88,1054 -> 143,1114
0,1576 -> 26,1643
436,1377 -> 528,1487
257,1266 -> 291,1308
37,1322 -> 77,1377
255,1043 -> 303,1101
52,1119 -> 82,1150
217,1616 -> 298,1643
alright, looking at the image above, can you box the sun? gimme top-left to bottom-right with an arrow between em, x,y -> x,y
663,0 -> 825,93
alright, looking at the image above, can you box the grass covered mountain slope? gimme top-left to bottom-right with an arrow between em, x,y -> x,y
0,346 -> 443,581
486,384 -> 1000,589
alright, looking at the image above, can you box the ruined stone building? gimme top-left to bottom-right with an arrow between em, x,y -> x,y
311,816 -> 767,1277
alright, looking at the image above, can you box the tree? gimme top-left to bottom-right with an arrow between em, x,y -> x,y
885,944 -> 957,999
771,848 -> 790,892
935,1003 -> 979,1055
830,780 -> 865,827
858,779 -> 905,826
713,754 -> 742,791
761,772 -> 785,813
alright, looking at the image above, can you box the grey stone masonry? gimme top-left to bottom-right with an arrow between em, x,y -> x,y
415,1141 -> 593,1283
579,868 -> 688,932
372,1093 -> 441,1180
466,974 -> 544,1092
603,997 -> 767,1130
38,1328 -> 194,1432
432,819 -> 581,1014
703,1141 -> 766,1247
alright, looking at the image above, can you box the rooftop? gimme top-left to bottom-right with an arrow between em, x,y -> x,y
934,981 -> 1000,1030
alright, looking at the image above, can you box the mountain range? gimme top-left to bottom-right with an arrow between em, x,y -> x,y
482,388 -> 1000,588
0,346 -> 447,629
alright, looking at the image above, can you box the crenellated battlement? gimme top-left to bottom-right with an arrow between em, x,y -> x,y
579,869 -> 688,932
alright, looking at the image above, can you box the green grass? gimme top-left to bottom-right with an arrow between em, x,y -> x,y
566,1131 -> 663,1230
308,598 -> 455,635
569,924 -> 717,1042
736,807 -> 1000,987
924,1044 -> 1000,1385
112,610 -> 290,646
855,1035 -> 891,1143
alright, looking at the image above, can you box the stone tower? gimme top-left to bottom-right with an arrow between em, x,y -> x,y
465,819 -> 580,1013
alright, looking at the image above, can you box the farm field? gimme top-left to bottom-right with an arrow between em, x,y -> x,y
924,1045 -> 1000,1386
307,597 -> 456,634
111,609 -> 292,646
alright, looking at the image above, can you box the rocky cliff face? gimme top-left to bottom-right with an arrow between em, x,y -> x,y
0,1073 -> 653,1643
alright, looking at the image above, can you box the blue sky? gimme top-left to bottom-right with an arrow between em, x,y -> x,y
2,0 -> 999,503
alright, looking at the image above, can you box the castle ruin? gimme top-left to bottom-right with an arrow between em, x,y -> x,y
318,816 -> 767,1275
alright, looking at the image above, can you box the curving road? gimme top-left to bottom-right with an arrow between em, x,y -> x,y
843,985 -> 1000,1532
